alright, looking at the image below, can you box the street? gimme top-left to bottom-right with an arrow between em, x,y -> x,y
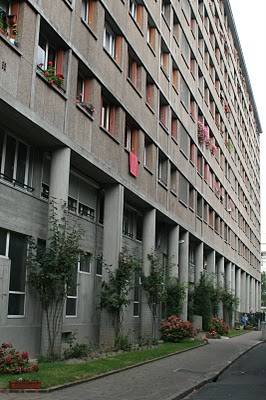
183,342 -> 266,400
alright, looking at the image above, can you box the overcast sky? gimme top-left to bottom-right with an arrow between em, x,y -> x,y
229,0 -> 266,236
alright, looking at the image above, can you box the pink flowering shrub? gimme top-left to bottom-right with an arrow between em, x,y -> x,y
210,143 -> 218,155
207,318 -> 230,336
160,316 -> 196,342
198,122 -> 210,144
0,342 -> 39,374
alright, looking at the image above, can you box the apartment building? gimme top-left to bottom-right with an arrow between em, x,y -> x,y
0,0 -> 262,356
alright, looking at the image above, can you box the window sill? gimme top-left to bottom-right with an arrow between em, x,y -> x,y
147,42 -> 156,57
127,78 -> 142,98
76,103 -> 94,120
170,190 -> 177,197
158,179 -> 168,190
0,32 -> 22,55
144,165 -> 154,175
129,12 -> 144,36
159,120 -> 169,134
179,199 -> 188,208
63,0 -> 74,10
100,125 -> 120,145
180,149 -> 189,160
80,18 -> 98,40
160,66 -> 170,81
36,69 -> 67,99
161,13 -> 171,30
145,102 -> 155,114
171,136 -> 178,145
103,48 -> 123,73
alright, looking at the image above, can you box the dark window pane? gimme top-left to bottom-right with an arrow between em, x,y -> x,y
4,135 -> 16,181
80,253 -> 91,273
16,142 -> 27,185
8,232 -> 27,292
0,228 -> 6,256
8,293 -> 25,316
66,298 -> 77,316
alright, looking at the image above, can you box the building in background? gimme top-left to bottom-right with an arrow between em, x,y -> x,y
0,0 -> 262,355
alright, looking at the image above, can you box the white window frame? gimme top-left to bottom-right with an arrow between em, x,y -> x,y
101,100 -> 111,131
78,252 -> 92,274
66,267 -> 78,318
130,0 -> 137,20
104,24 -> 115,58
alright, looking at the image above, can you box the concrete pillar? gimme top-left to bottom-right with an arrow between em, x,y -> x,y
231,264 -> 235,295
235,267 -> 241,313
255,280 -> 259,311
262,322 -> 266,341
225,261 -> 232,290
217,257 -> 224,319
168,224 -> 179,278
0,257 -> 11,329
206,249 -> 215,282
179,231 -> 189,320
250,277 -> 255,311
140,208 -> 156,337
195,242 -> 204,284
48,147 -> 71,221
258,282 -> 261,312
100,183 -> 124,346
40,147 -> 71,356
246,275 -> 250,312
241,271 -> 246,312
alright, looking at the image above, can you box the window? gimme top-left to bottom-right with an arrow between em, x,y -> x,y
197,193 -> 202,218
76,69 -> 95,115
123,207 -> 143,240
96,255 -> 103,276
125,124 -> 138,155
173,12 -> 180,44
144,135 -> 154,171
179,174 -> 188,205
171,112 -> 178,141
101,97 -> 116,133
41,152 -> 51,199
179,122 -> 189,157
129,0 -> 143,29
161,0 -> 171,26
147,17 -> 156,50
158,151 -> 168,186
103,22 -> 122,64
159,95 -> 169,129
180,76 -> 190,110
123,208 -> 134,238
172,61 -> 179,91
37,26 -> 67,87
81,0 -> 96,30
133,270 -> 141,316
170,163 -> 177,193
146,74 -> 155,109
128,49 -> 142,91
160,40 -> 169,76
0,129 -> 33,192
0,0 -> 19,43
66,265 -> 78,317
79,252 -> 92,274
197,150 -> 203,175
181,30 -> 190,67
181,0 -> 190,23
189,184 -> 194,209
5,230 -> 27,317
68,173 -> 97,220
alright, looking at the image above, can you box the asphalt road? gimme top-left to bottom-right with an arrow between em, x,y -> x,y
183,341 -> 266,400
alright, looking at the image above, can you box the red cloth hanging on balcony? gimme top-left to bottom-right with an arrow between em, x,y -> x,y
129,151 -> 138,177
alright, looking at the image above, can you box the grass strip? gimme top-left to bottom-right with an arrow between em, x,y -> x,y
0,340 -> 203,389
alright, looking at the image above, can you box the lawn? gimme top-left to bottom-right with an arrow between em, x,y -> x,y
227,328 -> 252,337
0,340 -> 203,389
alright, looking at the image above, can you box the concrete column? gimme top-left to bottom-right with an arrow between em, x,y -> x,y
48,147 -> 71,221
179,231 -> 189,320
225,261 -> 232,290
235,267 -> 241,313
250,277 -> 255,311
241,271 -> 246,312
246,275 -> 250,312
195,242 -> 204,284
255,280 -> 259,311
140,208 -> 156,337
231,264 -> 235,295
258,282 -> 261,312
0,257 -> 11,328
100,183 -> 124,346
217,257 -> 224,319
41,147 -> 71,356
168,224 -> 179,278
206,249 -> 215,282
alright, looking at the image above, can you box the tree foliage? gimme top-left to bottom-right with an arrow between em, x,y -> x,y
165,277 -> 186,318
261,272 -> 266,307
27,200 -> 85,356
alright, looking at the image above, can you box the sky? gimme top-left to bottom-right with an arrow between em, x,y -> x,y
228,0 -> 266,236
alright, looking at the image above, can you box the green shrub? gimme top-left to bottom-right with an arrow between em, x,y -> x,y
114,333 -> 132,352
160,316 -> 196,342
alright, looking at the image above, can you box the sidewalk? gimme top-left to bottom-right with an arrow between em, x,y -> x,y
1,331 -> 262,400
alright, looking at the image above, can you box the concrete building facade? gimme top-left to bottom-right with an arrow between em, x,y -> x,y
0,0 -> 262,356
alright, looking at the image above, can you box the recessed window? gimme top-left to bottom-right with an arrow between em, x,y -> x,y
158,151 -> 168,186
68,173 -> 97,220
81,0 -> 96,30
79,252 -> 92,274
103,24 -> 115,57
66,266 -> 78,317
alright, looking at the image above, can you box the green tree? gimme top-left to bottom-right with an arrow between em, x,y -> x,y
165,277 -> 186,317
27,200 -> 84,357
261,272 -> 266,307
99,247 -> 141,338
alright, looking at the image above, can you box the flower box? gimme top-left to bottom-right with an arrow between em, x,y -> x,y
9,380 -> 42,390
